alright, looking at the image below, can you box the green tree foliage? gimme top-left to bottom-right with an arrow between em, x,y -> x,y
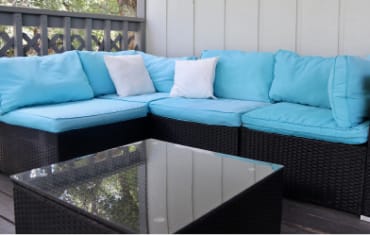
0,0 -> 137,16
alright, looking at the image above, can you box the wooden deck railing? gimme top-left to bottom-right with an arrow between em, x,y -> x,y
0,1 -> 145,56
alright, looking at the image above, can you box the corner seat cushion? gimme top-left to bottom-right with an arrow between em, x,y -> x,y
201,50 -> 274,102
241,102 -> 369,145
78,50 -> 137,96
100,92 -> 169,104
137,51 -> 196,92
0,99 -> 148,133
329,55 -> 370,128
269,50 -> 334,108
150,98 -> 269,127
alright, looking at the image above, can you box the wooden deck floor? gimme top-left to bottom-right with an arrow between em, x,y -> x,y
1,174 -> 370,234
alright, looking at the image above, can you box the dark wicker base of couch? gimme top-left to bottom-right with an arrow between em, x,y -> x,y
149,114 -> 239,155
240,127 -> 367,215
3,113 -> 370,217
0,118 -> 149,175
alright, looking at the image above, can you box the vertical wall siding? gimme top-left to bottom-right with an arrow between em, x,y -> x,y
296,0 -> 339,56
225,0 -> 259,51
147,0 -> 370,57
259,0 -> 296,52
146,0 -> 167,56
167,0 -> 194,57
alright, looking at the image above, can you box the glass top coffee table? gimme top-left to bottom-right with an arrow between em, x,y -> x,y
11,139 -> 283,234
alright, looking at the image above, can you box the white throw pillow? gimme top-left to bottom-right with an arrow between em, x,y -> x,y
104,55 -> 155,97
170,57 -> 218,98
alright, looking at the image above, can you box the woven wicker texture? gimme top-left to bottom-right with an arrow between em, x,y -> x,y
0,123 -> 58,175
241,128 -> 366,215
361,140 -> 370,216
150,114 -> 239,155
0,118 -> 148,175
241,128 -> 367,214
178,170 -> 283,234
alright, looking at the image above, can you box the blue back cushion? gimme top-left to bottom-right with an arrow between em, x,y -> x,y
201,50 -> 274,102
78,50 -> 136,96
329,56 -> 370,128
269,50 -> 334,108
0,51 -> 94,114
137,51 -> 196,92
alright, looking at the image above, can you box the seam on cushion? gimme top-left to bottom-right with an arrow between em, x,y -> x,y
149,106 -> 241,126
151,113 -> 240,127
344,56 -> 351,126
150,105 -> 242,117
244,123 -> 366,143
150,104 -> 246,115
330,57 -> 337,118
242,115 -> 368,135
15,106 -> 147,120
150,102 -> 262,115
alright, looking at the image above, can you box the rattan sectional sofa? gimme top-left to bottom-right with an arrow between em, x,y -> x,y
1,49 -> 370,219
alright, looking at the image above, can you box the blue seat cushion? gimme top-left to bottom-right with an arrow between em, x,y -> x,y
150,98 -> 269,127
137,51 -> 196,92
269,50 -> 334,108
78,50 -> 137,96
201,50 -> 274,102
329,55 -> 370,128
0,99 -> 148,133
0,51 -> 94,114
100,92 -> 169,104
241,102 -> 369,145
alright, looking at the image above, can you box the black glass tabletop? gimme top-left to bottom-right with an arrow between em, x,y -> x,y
11,139 -> 283,233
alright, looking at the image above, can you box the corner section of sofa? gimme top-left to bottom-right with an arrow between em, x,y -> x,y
0,99 -> 150,175
149,97 -> 269,155
239,103 -> 369,215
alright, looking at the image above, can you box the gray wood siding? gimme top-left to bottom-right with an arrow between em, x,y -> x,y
146,0 -> 370,57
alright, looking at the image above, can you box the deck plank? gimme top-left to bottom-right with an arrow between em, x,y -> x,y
0,217 -> 14,234
0,174 -> 12,197
0,192 -> 14,223
282,199 -> 370,234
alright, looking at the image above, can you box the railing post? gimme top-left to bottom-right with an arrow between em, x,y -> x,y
63,17 -> 71,51
138,22 -> 146,51
13,13 -> 23,56
40,15 -> 48,55
122,21 -> 128,50
85,19 -> 92,51
104,20 -> 111,51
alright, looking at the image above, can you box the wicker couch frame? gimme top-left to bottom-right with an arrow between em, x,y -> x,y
240,128 -> 368,215
1,113 -> 370,216
148,115 -> 370,217
0,118 -> 149,175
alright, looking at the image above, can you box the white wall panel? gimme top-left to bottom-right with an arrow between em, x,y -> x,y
225,0 -> 258,51
339,0 -> 370,56
297,0 -> 339,56
146,0 -> 167,56
194,0 -> 225,56
167,0 -> 194,57
260,0 -> 296,52
147,0 -> 370,57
